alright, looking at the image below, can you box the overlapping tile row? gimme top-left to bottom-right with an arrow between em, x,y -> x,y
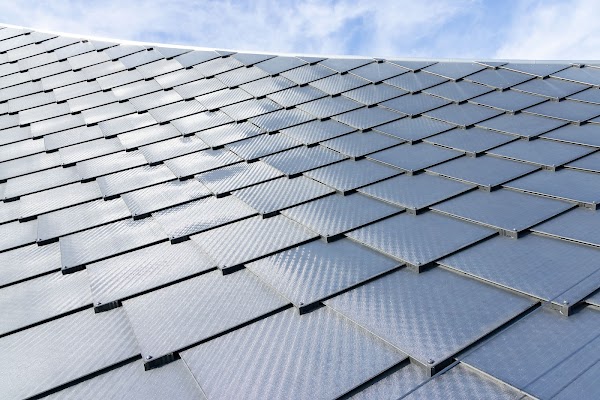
0,25 -> 599,399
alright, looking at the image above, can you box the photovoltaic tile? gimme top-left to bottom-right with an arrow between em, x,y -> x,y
349,61 -> 408,82
422,62 -> 485,80
523,99 -> 600,124
423,80 -> 493,103
164,147 -> 242,178
373,116 -> 454,143
424,102 -> 503,127
261,144 -> 346,176
531,207 -> 600,248
225,132 -> 301,160
20,181 -> 103,219
487,138 -> 594,169
117,123 -> 181,149
368,142 -> 463,173
280,119 -> 355,145
424,127 -> 515,155
469,89 -> 547,113
512,77 -> 589,100
97,164 -> 176,198
380,92 -> 450,117
342,83 -> 407,106
542,123 -> 600,147
75,150 -> 148,180
465,68 -> 533,89
0,242 -> 61,287
295,96 -> 363,119
196,160 -> 283,196
139,135 -> 210,164
476,112 -> 567,139
384,71 -> 447,92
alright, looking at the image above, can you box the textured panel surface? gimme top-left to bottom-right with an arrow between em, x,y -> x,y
190,215 -> 317,270
246,238 -> 400,308
0,242 -> 61,287
123,268 -> 288,361
181,306 -> 404,400
325,267 -> 534,367
348,363 -> 429,400
0,308 -> 139,400
531,207 -> 600,247
196,160 -> 283,195
346,211 -> 495,267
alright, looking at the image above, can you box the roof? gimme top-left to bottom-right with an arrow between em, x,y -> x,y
0,24 -> 599,400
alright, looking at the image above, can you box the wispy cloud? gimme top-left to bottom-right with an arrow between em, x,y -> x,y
0,0 -> 598,60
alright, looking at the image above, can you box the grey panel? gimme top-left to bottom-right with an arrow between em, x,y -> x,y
174,50 -> 220,67
181,306 -> 403,400
487,138 -> 594,169
121,179 -> 211,217
567,151 -> 600,173
505,168 -> 600,208
239,75 -> 295,97
346,211 -> 495,267
424,102 -> 503,127
384,71 -> 447,92
266,85 -> 327,108
512,77 -> 588,100
261,144 -> 346,176
225,132 -> 301,160
232,176 -> 334,216
96,69 -> 144,90
67,90 -> 119,113
19,102 -> 71,125
190,214 -> 317,271
52,79 -> 101,101
152,195 -> 257,240
309,73 -> 370,95
123,268 -> 288,362
440,233 -> 600,308
97,164 -> 176,198
427,155 -> 539,189
0,152 -> 60,182
169,110 -> 233,134
0,219 -> 37,252
404,363 -> 526,399
98,112 -> 158,137
119,49 -> 163,69
136,59 -> 184,79
60,217 -> 167,270
59,137 -> 125,164
88,240 -> 214,307
67,50 -> 110,70
221,98 -> 282,121
128,90 -> 184,112
502,62 -> 569,77
373,116 -> 454,143
117,123 -> 181,149
348,363 -> 428,400
192,56 -> 244,77
470,89 -> 547,113
20,181 -> 103,219
523,98 -> 600,123
532,207 -> 600,247
2,166 -> 80,200
568,87 -> 600,104
349,61 -> 408,82
44,359 -> 206,400
0,308 -> 139,400
295,96 -> 363,119
477,112 -> 567,139
332,106 -> 403,130
154,68 -> 203,89
368,142 -> 463,173
0,271 -> 91,336
422,62 -> 485,80
164,148 -> 241,179
425,127 -> 515,155
37,198 -> 131,243
196,160 -> 283,195
325,267 -> 533,368
31,114 -> 87,139
0,126 -> 31,147
76,150 -> 148,180
196,122 -> 263,148
462,307 -> 600,399
423,80 -> 493,103
380,92 -> 450,117
358,173 -> 475,212
305,158 -> 401,193
247,238 -> 400,309
249,107 -> 314,132
552,361 -> 600,400
280,63 -> 337,85
542,123 -> 600,147
255,56 -> 306,75
552,65 -> 600,86
82,60 -> 127,81
280,119 -> 355,145
9,91 -> 56,113
173,78 -> 227,99
432,188 -> 573,235
0,138 -> 45,162
196,87 -> 253,110
281,192 -> 401,238
231,52 -> 274,66
465,68 -> 533,89
319,58 -> 373,73
322,131 -> 401,158
216,65 -> 269,87
112,79 -> 163,100
342,83 -> 407,106
0,242 -> 61,287
147,99 -> 206,123
140,135 -> 210,164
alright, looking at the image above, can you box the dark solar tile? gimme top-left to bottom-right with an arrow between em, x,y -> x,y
295,96 -> 363,119
380,92 -> 451,117
384,71 -> 447,92
487,138 -> 595,169
325,267 -> 533,368
247,238 -> 400,310
180,306 -> 403,400
462,307 -> 600,399
465,68 -> 533,89
552,66 -> 600,86
321,131 -> 401,158
232,176 -> 334,216
476,112 -> 567,139
261,144 -> 346,176
432,188 -> 573,237
373,116 -> 454,143
0,308 -> 139,400
190,215 -> 317,271
424,102 -> 503,127
424,127 -> 515,155
505,168 -> 600,208
342,83 -> 407,106
0,271 -> 91,336
225,132 -> 300,161
152,195 -> 257,241
249,108 -> 314,132
422,62 -> 486,80
332,106 -> 403,130
423,80 -> 493,103
568,87 -> 600,105
532,207 -> 600,248
196,160 -> 283,196
502,62 -> 569,77
304,159 -> 401,193
358,172 -> 475,212
523,99 -> 600,124
368,142 -> 463,174
512,77 -> 589,100
281,192 -> 401,239
566,151 -> 600,173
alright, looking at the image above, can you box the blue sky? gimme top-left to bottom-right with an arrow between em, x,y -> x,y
1,0 -> 599,59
